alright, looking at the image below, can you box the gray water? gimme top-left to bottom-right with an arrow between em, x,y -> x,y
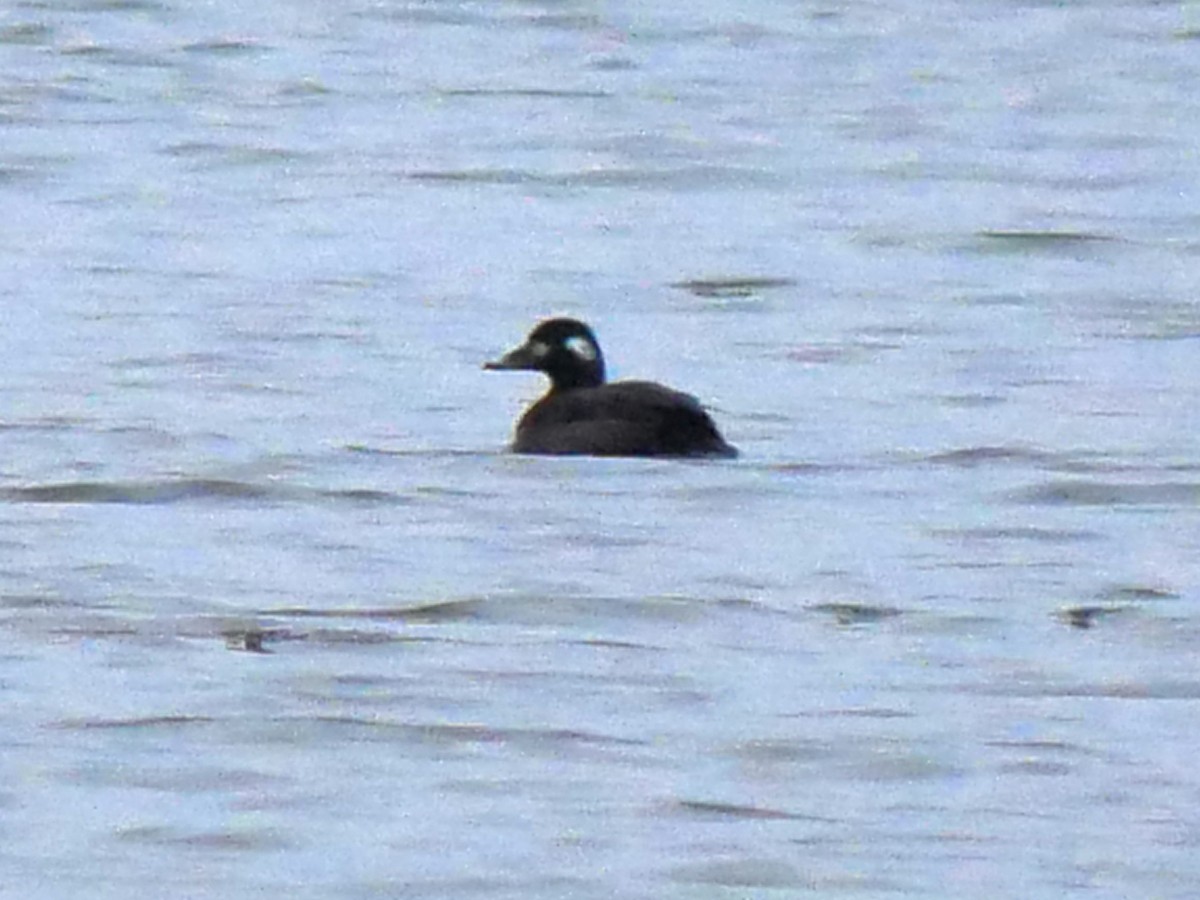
3,0 -> 1200,897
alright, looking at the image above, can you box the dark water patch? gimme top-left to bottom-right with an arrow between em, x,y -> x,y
219,628 -> 448,661
226,327 -> 371,346
923,445 -> 1061,468
276,78 -> 332,98
1057,605 -> 1131,630
788,707 -> 915,720
354,4 -> 496,26
69,762 -> 290,794
358,3 -> 601,31
784,343 -> 861,365
48,623 -> 139,639
963,291 -> 1033,308
0,22 -> 52,44
60,42 -> 171,68
264,594 -> 706,629
344,444 -> 495,461
930,526 -> 1102,544
731,410 -> 792,424
161,141 -> 308,168
0,479 -> 408,507
667,858 -> 806,889
671,276 -> 796,298
669,482 -> 792,506
110,351 -> 229,371
405,165 -> 778,191
1015,480 -> 1200,506
671,799 -> 817,821
20,0 -> 166,8
522,11 -> 604,31
221,627 -> 292,653
968,230 -> 1121,257
452,667 -> 695,698
939,393 -> 1007,407
732,738 -> 958,785
406,167 -> 534,185
304,629 -> 449,646
0,154 -> 65,185
588,55 -> 638,71
115,825 -> 290,851
439,87 -> 610,99
52,714 -> 216,731
986,739 -> 1092,754
572,637 -> 663,651
321,488 -> 409,505
966,680 -> 1200,700
2,593 -> 72,610
766,461 -> 865,476
933,560 -> 1014,572
712,597 -> 788,617
999,759 -> 1073,776
0,479 -> 277,505
308,716 -> 644,749
412,484 -> 500,500
809,602 -> 902,626
261,599 -> 487,623
1142,324 -> 1200,341
378,875 -> 594,898
1102,584 -> 1180,602
561,531 -> 650,550
180,38 -> 268,55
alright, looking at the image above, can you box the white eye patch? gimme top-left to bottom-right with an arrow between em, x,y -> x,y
564,335 -> 597,361
528,340 -> 550,358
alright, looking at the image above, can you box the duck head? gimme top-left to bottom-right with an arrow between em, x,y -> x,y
485,318 -> 607,391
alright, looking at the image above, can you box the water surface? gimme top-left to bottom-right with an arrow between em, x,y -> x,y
3,0 -> 1200,897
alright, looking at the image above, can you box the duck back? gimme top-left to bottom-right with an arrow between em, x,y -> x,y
514,380 -> 737,458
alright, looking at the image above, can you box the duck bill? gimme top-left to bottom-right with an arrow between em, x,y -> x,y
484,343 -> 538,371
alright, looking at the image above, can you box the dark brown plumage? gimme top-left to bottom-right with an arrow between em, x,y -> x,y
485,318 -> 737,459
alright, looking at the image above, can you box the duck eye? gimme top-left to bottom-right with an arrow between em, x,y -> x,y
564,335 -> 597,361
529,341 -> 550,358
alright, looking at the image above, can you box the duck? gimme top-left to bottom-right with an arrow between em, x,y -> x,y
484,317 -> 737,458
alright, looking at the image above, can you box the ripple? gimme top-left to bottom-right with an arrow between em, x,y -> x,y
405,165 -> 779,190
1101,584 -> 1180,601
19,0 -> 165,8
260,594 -> 707,628
667,858 -> 805,889
0,479 -> 409,506
160,141 -> 309,168
923,445 -> 1062,467
670,799 -> 819,821
304,716 -> 645,749
970,680 -> 1200,700
356,4 -> 602,31
671,276 -> 796,298
1,478 -> 275,504
968,230 -> 1122,257
260,598 -> 487,623
180,37 -> 268,55
1014,480 -> 1200,506
52,715 -> 216,731
438,87 -> 610,99
115,825 -> 290,851
1057,605 -> 1131,629
808,602 -> 903,626
0,23 -> 53,45
930,526 -> 1102,544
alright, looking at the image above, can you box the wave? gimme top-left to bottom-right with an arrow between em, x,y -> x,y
0,478 -> 408,506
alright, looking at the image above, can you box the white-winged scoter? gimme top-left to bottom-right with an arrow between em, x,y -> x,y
485,318 -> 737,458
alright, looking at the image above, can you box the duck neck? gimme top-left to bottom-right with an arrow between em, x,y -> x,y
548,362 -> 605,392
